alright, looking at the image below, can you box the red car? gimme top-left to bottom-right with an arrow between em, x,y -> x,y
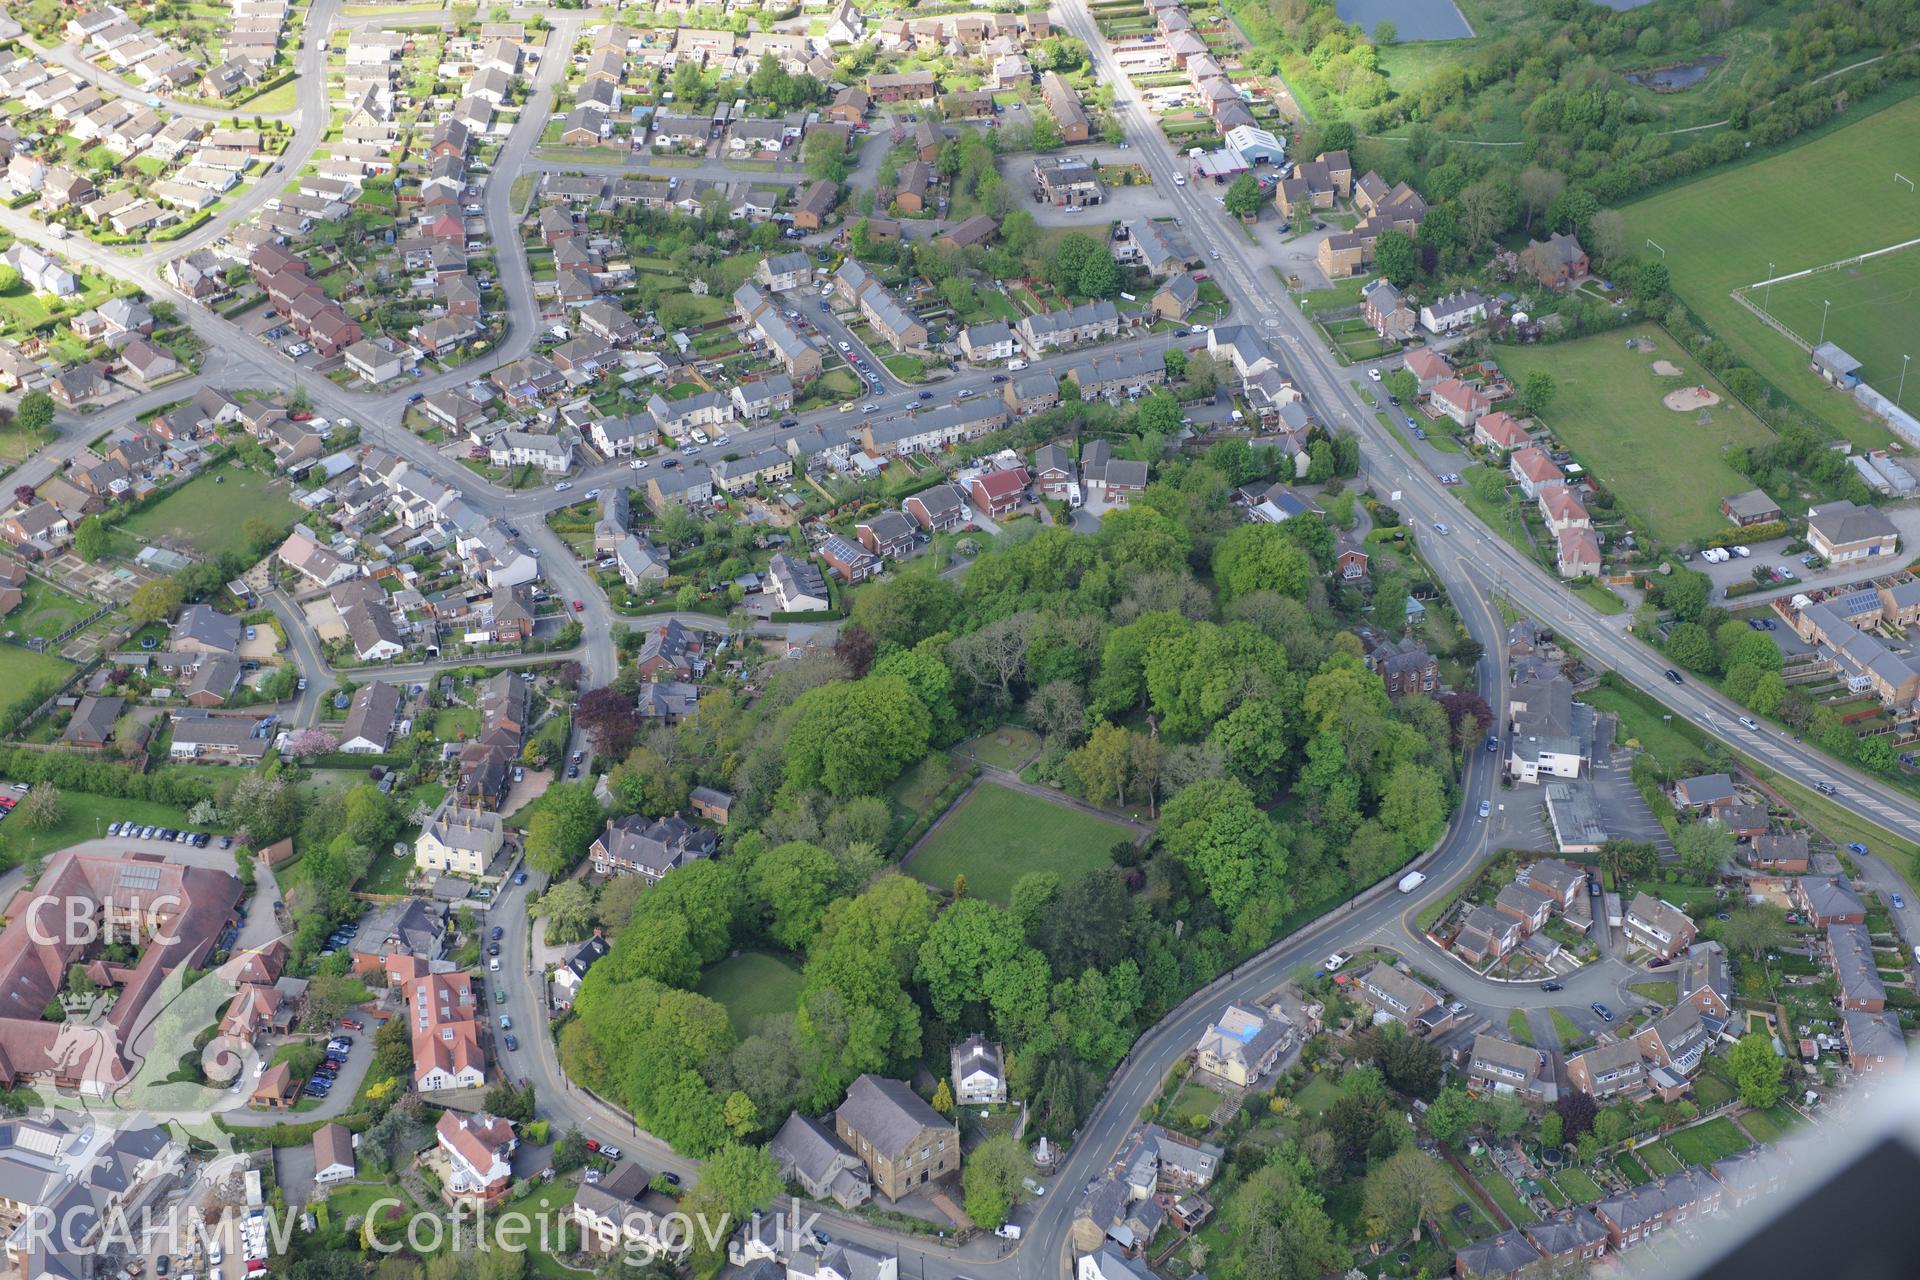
340,1018 -> 363,1031
572,600 -> 585,612
586,1139 -> 601,1153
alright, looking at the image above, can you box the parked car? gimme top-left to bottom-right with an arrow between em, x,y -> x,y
1592,1002 -> 1614,1022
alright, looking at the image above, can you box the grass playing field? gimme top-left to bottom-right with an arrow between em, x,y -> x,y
1627,95 -> 1920,447
1495,335 -> 1773,545
907,781 -> 1136,905
695,950 -> 805,1036
1761,244 -> 1920,391
0,644 -> 71,694
121,467 -> 299,563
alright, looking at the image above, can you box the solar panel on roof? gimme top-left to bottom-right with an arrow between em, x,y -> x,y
116,867 -> 161,892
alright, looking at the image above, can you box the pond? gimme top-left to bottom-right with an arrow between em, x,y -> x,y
1333,0 -> 1473,42
1627,56 -> 1727,91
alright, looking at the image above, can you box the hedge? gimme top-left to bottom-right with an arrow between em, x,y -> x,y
1700,520 -> 1789,550
304,752 -> 412,771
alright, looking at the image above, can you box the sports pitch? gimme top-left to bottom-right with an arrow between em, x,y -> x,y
1627,95 -> 1920,443
1758,244 -> 1920,391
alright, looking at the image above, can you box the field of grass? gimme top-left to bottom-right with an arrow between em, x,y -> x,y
907,782 -> 1135,905
1495,335 -> 1773,546
1475,1165 -> 1538,1225
1166,1079 -> 1228,1126
1627,96 -> 1920,448
121,467 -> 298,562
0,789 -> 209,864
1666,1115 -> 1752,1166
1581,685 -> 1704,772
1550,1008 -> 1584,1045
0,644 -> 71,693
695,950 -> 804,1035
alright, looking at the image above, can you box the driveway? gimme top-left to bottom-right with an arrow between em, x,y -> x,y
275,1143 -> 318,1209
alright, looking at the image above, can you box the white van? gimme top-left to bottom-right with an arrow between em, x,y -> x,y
1008,359 -> 1028,371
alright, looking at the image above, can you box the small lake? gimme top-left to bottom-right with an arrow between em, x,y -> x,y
1333,0 -> 1474,42
1626,55 -> 1727,91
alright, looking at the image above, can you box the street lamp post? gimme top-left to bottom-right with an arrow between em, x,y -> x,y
1820,299 -> 1831,344
1764,262 -> 1774,315
1901,354 -> 1912,408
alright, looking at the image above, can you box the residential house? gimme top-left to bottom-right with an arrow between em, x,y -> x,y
950,1035 -> 1007,1105
1360,278 -> 1415,341
1842,1008 -> 1908,1074
338,680 -> 402,754
1193,1002 -> 1293,1087
1828,922 -> 1885,1012
1747,831 -> 1811,873
1624,893 -> 1697,960
967,466 -> 1029,518
1430,378 -> 1492,430
767,552 -> 831,612
1565,1039 -> 1648,1102
1420,290 -> 1489,335
550,934 -> 609,1010
856,510 -> 918,560
1473,410 -> 1530,453
588,813 -> 717,883
1353,964 -> 1443,1030
1791,876 -> 1867,927
1466,1034 -> 1549,1098
1520,233 -> 1589,289
436,1112 -> 517,1202
905,483 -> 967,532
414,799 -> 504,879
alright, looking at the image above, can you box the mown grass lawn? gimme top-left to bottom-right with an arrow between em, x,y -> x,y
906,782 -> 1134,905
1666,1115 -> 1753,1165
1495,335 -> 1773,546
120,467 -> 299,562
1555,1166 -> 1606,1203
695,950 -> 804,1036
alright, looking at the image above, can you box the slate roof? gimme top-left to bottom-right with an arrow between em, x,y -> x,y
836,1074 -> 948,1158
